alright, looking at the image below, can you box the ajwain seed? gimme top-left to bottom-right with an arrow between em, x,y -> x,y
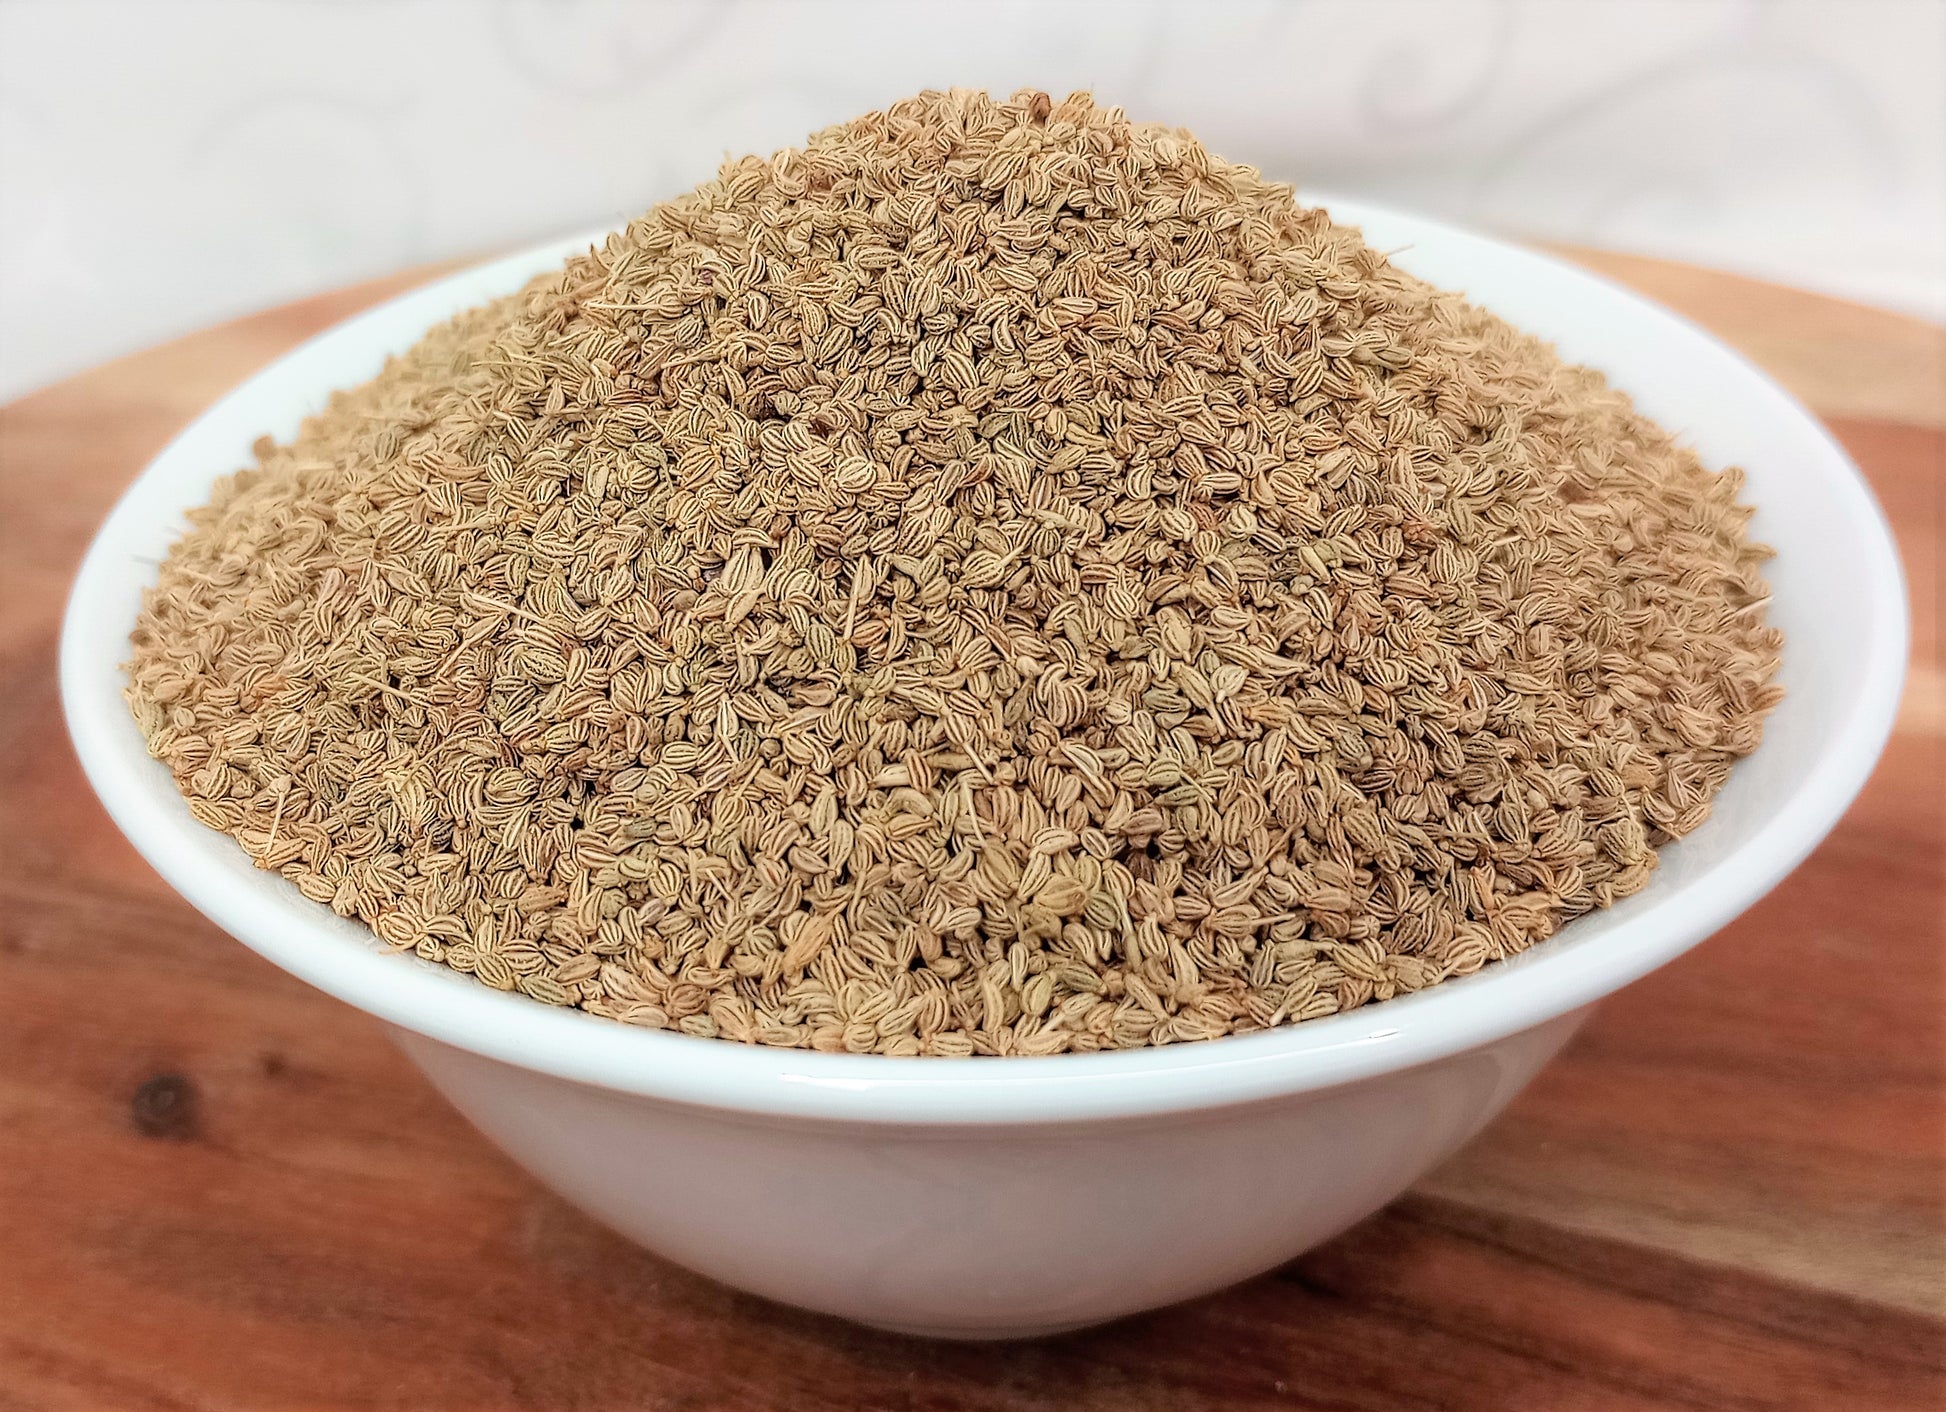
126,89 -> 1780,1057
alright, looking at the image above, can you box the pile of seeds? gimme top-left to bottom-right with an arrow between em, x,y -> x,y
127,90 -> 1782,1055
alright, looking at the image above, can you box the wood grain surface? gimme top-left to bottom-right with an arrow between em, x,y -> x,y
1,249 -> 1940,1412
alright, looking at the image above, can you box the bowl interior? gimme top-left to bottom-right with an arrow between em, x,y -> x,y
59,196 -> 1907,1124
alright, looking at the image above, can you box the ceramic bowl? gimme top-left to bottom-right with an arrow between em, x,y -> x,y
61,196 -> 1906,1338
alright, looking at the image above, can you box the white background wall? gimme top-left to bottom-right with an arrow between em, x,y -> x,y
2,0 -> 1941,403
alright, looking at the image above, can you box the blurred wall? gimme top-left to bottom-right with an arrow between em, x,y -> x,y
2,0 -> 1940,402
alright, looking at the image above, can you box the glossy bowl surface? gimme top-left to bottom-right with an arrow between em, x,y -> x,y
61,196 -> 1906,1336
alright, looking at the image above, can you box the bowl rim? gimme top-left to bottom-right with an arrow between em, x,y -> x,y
59,196 -> 1908,1126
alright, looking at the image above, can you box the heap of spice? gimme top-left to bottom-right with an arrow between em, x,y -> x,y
127,90 -> 1782,1055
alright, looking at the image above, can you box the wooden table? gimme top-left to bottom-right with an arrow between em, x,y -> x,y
2,250 -> 1939,1411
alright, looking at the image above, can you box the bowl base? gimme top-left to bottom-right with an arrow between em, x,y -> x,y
858,1316 -> 1105,1341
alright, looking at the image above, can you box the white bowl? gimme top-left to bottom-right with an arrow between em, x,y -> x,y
61,196 -> 1906,1339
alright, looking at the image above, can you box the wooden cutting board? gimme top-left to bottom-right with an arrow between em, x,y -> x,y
1,248 -> 1939,1411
